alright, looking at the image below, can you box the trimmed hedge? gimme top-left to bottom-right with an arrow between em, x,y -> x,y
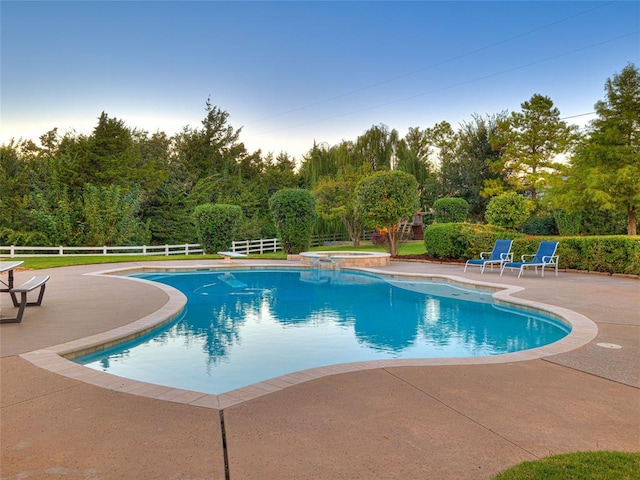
192,203 -> 243,254
513,235 -> 640,275
269,188 -> 317,254
423,223 -> 521,259
433,197 -> 469,223
423,223 -> 640,275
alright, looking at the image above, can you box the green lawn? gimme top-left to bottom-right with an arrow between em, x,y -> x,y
8,241 -> 427,270
493,451 -> 640,480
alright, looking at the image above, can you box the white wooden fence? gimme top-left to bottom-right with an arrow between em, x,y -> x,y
0,232 -> 359,258
230,238 -> 280,254
0,244 -> 203,258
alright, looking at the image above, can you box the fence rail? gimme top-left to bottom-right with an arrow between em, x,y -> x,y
0,244 -> 203,258
230,233 -> 358,253
1,232 -> 367,258
231,238 -> 281,254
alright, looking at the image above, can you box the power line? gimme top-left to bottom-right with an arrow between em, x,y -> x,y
561,112 -> 596,120
245,1 -> 618,126
251,31 -> 637,137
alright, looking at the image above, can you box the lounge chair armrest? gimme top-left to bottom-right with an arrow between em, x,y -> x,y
521,254 -> 535,261
500,252 -> 513,261
479,251 -> 492,259
542,255 -> 559,264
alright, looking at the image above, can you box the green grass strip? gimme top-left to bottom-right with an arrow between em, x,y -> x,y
493,451 -> 640,480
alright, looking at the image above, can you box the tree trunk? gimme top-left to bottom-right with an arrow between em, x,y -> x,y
628,206 -> 637,235
388,227 -> 397,256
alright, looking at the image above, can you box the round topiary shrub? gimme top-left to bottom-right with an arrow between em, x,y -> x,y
433,197 -> 469,223
485,192 -> 532,230
192,203 -> 243,254
355,170 -> 419,256
269,188 -> 317,254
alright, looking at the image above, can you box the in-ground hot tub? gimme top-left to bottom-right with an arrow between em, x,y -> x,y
299,251 -> 391,268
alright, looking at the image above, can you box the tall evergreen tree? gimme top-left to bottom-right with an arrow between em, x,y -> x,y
557,64 -> 640,235
173,99 -> 245,189
452,114 -> 505,220
486,94 -> 578,200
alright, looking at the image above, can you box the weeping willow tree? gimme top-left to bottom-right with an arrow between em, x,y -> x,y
300,124 -> 400,189
299,142 -> 339,188
353,124 -> 399,171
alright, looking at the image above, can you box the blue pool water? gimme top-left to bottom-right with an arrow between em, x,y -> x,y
77,269 -> 570,394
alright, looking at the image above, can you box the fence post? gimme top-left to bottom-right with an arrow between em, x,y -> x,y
143,245 -> 147,255
59,246 -> 64,255
10,245 -> 15,258
165,245 -> 169,255
185,244 -> 189,255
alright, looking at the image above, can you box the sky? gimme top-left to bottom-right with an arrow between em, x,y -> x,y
1,1 -> 638,159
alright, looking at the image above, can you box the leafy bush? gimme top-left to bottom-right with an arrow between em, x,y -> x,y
580,208 -> 629,235
269,188 -> 317,254
433,197 -> 469,223
511,235 -> 640,275
423,226 -> 639,274
424,223 -> 520,259
355,170 -> 419,256
82,184 -> 150,246
485,192 -> 532,229
519,215 -> 558,235
192,203 -> 243,254
235,212 -> 277,241
560,236 -> 640,275
552,209 -> 581,236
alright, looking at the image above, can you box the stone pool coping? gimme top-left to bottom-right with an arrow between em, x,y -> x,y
19,263 -> 598,410
299,250 -> 391,267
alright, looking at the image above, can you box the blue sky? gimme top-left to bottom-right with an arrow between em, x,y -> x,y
1,1 -> 638,159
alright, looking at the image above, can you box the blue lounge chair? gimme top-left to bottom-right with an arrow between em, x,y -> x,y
464,239 -> 513,274
501,241 -> 559,278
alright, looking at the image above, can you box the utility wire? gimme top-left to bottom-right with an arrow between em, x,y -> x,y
250,31 -> 637,137
245,1 -> 618,126
561,112 -> 596,120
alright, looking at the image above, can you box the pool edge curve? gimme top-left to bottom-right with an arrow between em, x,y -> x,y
19,262 -> 599,411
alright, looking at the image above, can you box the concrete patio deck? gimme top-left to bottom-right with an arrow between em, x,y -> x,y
1,259 -> 638,479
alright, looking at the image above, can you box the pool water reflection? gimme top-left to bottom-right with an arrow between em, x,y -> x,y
77,269 -> 570,395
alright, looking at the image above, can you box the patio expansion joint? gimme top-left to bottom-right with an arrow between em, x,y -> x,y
541,357 -> 640,390
380,367 -> 542,460
1,368 -> 87,409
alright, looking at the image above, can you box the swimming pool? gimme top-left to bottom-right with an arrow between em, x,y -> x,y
76,268 -> 571,395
